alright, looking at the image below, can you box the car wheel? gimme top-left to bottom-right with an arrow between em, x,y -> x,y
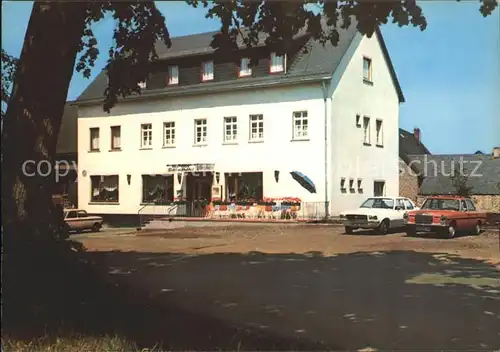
474,222 -> 482,236
344,226 -> 353,234
447,223 -> 457,238
377,219 -> 389,235
92,223 -> 101,232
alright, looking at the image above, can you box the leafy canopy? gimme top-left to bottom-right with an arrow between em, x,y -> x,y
1,50 -> 18,119
3,1 -> 498,114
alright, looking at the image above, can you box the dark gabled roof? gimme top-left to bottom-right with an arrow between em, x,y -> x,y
399,128 -> 430,156
399,128 -> 430,174
56,105 -> 78,155
74,19 -> 405,105
407,154 -> 500,195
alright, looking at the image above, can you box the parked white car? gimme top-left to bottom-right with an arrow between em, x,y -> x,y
339,196 -> 418,235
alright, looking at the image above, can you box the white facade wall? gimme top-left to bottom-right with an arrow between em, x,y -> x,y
76,32 -> 401,217
329,33 -> 400,214
77,84 -> 328,215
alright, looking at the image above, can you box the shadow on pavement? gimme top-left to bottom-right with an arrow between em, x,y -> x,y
3,248 -> 499,350
83,249 -> 500,351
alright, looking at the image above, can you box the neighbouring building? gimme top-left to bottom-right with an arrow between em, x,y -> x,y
408,147 -> 500,212
54,105 -> 78,207
398,127 -> 431,202
71,18 -> 405,219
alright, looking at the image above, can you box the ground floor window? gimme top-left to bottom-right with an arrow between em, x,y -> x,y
374,180 -> 386,197
225,172 -> 263,202
91,175 -> 119,202
142,175 -> 174,204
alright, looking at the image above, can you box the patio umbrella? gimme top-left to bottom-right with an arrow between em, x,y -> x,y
290,171 -> 316,193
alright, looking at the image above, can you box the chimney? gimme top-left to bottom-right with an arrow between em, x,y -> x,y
414,128 -> 421,145
493,147 -> 500,159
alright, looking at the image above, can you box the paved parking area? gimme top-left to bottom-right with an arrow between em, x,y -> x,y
79,225 -> 500,350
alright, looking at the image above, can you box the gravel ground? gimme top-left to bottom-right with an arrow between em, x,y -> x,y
77,225 -> 500,350
79,224 -> 500,266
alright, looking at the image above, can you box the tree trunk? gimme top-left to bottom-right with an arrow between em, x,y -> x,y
1,2 -> 87,250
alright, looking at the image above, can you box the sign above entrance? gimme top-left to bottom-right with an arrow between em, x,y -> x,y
166,163 -> 215,172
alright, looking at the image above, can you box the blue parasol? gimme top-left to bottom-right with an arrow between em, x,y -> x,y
290,171 -> 316,193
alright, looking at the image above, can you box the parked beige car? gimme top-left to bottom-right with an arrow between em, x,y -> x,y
64,209 -> 103,233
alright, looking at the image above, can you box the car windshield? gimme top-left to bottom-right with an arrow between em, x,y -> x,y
360,198 -> 394,209
421,198 -> 460,211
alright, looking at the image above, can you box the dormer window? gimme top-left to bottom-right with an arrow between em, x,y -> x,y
201,61 -> 214,81
270,52 -> 284,73
168,65 -> 179,85
239,58 -> 252,77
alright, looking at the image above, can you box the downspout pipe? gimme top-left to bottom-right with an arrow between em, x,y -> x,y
321,80 -> 329,219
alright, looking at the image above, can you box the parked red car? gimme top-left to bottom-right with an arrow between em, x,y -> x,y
405,196 -> 486,238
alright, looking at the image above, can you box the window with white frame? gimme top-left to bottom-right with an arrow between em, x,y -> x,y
163,122 -> 175,146
249,114 -> 264,141
363,57 -> 372,82
110,126 -> 121,150
194,119 -> 207,144
168,65 -> 179,85
340,178 -> 346,192
90,127 -> 99,151
239,58 -> 252,77
201,61 -> 214,81
270,52 -> 284,73
349,178 -> 355,193
91,175 -> 119,202
224,116 -> 238,142
356,114 -> 361,127
141,123 -> 152,148
357,179 -> 363,193
376,119 -> 383,146
363,116 -> 370,145
292,111 -> 308,139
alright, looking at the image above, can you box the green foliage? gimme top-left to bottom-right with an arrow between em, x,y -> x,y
449,167 -> 474,197
70,0 -> 498,114
1,49 -> 18,119
74,1 -> 171,112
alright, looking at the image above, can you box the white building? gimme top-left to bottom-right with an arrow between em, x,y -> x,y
72,19 -> 404,219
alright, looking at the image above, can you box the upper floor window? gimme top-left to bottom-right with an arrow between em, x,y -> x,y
292,111 -> 308,139
224,116 -> 238,142
201,61 -> 214,81
110,126 -> 121,150
168,65 -> 179,85
163,122 -> 175,146
194,119 -> 207,145
270,52 -> 284,73
90,127 -> 99,151
363,57 -> 372,82
249,114 -> 264,141
141,123 -> 152,148
376,119 -> 383,146
239,58 -> 252,77
363,116 -> 371,145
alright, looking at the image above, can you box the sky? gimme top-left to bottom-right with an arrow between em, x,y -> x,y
2,1 -> 499,154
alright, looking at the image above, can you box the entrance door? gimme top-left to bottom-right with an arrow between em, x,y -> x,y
186,173 -> 213,201
374,181 -> 386,197
185,173 -> 213,216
